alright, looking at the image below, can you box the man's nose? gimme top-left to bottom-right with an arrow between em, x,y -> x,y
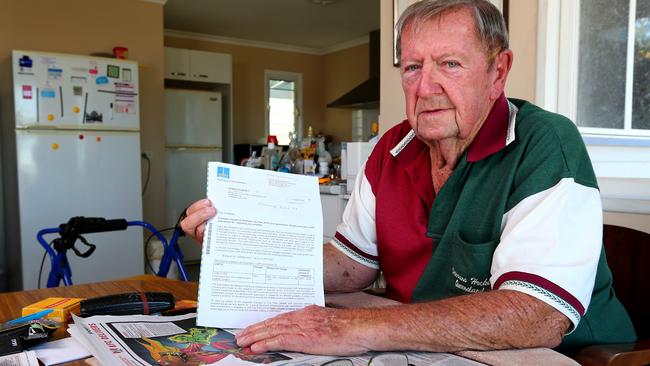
416,67 -> 444,96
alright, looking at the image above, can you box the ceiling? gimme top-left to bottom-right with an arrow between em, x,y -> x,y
163,0 -> 380,52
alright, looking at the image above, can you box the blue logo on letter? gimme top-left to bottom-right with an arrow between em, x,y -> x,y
217,166 -> 230,179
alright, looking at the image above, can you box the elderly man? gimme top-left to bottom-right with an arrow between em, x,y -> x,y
181,0 -> 635,356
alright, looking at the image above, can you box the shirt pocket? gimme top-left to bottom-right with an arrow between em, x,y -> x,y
446,232 -> 499,295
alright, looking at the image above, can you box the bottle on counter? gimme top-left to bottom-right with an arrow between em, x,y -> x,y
263,135 -> 281,170
298,126 -> 317,174
369,121 -> 379,144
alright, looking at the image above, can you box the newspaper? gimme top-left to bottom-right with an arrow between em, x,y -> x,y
69,313 -> 484,365
0,351 -> 39,366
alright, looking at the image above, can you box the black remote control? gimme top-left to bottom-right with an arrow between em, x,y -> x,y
79,292 -> 175,317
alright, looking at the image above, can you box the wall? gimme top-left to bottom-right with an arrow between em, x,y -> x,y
322,44 -> 370,142
165,36 -> 369,145
378,0 -> 406,135
505,0 -> 537,101
0,0 -> 166,286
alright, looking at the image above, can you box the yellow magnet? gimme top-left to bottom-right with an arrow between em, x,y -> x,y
73,106 -> 80,113
52,143 -> 59,150
47,114 -> 55,121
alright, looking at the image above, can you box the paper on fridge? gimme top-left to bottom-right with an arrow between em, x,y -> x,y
197,162 -> 324,328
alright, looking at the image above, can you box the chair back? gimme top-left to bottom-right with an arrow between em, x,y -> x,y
603,224 -> 650,340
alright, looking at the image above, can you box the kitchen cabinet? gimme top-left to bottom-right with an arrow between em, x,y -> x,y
321,193 -> 346,242
164,47 -> 232,84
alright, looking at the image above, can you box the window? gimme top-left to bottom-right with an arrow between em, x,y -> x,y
264,70 -> 302,146
576,0 -> 650,134
538,0 -> 650,137
537,0 -> 650,214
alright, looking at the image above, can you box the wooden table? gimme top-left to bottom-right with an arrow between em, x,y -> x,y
0,275 -> 197,323
0,275 -> 197,365
0,277 -> 580,366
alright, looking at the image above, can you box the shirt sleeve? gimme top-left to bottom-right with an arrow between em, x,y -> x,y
490,177 -> 602,332
330,162 -> 380,269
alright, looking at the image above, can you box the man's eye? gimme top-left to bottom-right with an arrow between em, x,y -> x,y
404,64 -> 420,72
444,61 -> 460,69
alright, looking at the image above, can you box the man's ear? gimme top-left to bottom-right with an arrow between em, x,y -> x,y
490,50 -> 513,99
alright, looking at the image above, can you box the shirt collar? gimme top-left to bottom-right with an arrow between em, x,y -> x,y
466,93 -> 516,162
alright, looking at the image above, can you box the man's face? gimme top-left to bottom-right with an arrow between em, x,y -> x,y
400,7 -> 503,146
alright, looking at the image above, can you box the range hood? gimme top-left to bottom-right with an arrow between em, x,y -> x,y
327,30 -> 380,109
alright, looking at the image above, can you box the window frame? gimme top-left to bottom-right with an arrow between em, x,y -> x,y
535,0 -> 650,214
264,70 -> 303,144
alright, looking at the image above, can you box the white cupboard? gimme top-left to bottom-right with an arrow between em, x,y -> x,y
321,193 -> 346,242
164,47 -> 232,84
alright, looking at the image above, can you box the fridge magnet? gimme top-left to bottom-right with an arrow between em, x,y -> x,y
18,55 -> 33,74
71,76 -> 87,85
47,68 -> 63,80
115,102 -> 135,114
122,68 -> 132,82
107,65 -> 120,79
19,55 -> 32,68
73,86 -> 83,96
40,88 -> 56,98
88,62 -> 98,76
22,85 -> 33,100
95,76 -> 108,85
39,56 -> 57,67
85,110 -> 103,122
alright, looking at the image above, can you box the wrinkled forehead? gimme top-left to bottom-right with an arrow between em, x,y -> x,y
401,6 -> 486,52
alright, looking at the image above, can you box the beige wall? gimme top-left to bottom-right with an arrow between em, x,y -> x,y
165,37 -> 369,144
0,0 -> 166,230
505,0 -> 538,101
379,0 -> 406,134
322,44 -> 370,142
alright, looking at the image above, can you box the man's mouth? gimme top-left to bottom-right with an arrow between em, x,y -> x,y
418,108 -> 447,116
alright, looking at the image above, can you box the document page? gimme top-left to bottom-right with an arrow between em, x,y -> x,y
197,163 -> 324,328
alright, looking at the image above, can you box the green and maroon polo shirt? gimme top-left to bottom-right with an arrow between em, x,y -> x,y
331,95 -> 636,351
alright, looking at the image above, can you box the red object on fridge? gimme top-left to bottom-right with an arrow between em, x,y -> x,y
113,46 -> 128,59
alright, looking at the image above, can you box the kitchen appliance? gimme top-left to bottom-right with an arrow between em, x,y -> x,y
352,109 -> 379,142
341,142 -> 376,194
164,89 -> 223,262
2,50 -> 144,290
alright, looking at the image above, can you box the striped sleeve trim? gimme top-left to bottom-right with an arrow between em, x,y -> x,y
331,232 -> 380,269
495,271 -> 583,331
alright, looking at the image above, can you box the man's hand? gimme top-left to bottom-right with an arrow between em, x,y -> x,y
236,290 -> 570,355
236,305 -> 371,356
179,198 -> 216,244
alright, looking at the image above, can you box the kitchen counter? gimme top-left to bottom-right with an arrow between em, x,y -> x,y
319,183 -> 346,195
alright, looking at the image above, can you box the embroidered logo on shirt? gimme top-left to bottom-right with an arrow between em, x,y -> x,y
452,267 -> 491,293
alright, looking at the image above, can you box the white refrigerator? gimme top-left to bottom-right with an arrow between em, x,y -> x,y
165,89 -> 223,262
2,50 -> 144,290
